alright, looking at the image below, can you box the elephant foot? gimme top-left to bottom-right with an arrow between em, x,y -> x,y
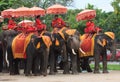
33,73 -> 40,76
49,71 -> 55,75
10,72 -> 15,75
42,73 -> 47,77
87,69 -> 93,73
2,69 -> 9,73
103,70 -> 109,73
63,71 -> 70,74
14,72 -> 20,75
25,73 -> 32,76
94,70 -> 100,74
72,71 -> 79,75
77,69 -> 82,73
54,69 -> 58,72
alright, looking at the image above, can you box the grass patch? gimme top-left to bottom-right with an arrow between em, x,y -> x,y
90,64 -> 120,70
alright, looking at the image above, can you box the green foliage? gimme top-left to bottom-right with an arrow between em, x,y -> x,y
90,64 -> 120,70
0,0 -> 120,41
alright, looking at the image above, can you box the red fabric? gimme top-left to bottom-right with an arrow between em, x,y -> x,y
80,38 -> 92,52
35,18 -> 43,30
37,24 -> 46,30
26,26 -> 35,32
95,26 -> 102,32
52,18 -> 65,28
8,19 -> 16,29
84,21 -> 95,33
16,27 -> 23,31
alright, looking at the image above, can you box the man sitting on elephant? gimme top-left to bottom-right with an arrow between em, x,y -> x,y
51,15 -> 66,33
52,15 -> 65,28
84,19 -> 102,38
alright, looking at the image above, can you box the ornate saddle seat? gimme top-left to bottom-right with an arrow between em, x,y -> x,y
12,33 -> 33,59
79,33 -> 96,57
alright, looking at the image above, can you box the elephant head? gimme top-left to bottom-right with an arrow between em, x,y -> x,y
65,29 -> 80,55
104,32 -> 115,60
67,35 -> 80,55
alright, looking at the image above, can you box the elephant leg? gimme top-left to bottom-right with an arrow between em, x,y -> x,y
25,54 -> 33,76
71,54 -> 78,74
49,47 -> 55,75
94,54 -> 100,73
41,49 -> 49,76
54,53 -> 58,72
62,45 -> 70,74
9,60 -> 14,75
62,53 -> 70,74
0,49 -> 3,72
14,59 -> 20,75
102,54 -> 109,73
77,57 -> 82,73
32,56 -> 40,76
63,61 -> 70,74
84,57 -> 92,72
2,50 -> 9,73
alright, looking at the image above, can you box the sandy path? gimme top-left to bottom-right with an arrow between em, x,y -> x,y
0,70 -> 120,82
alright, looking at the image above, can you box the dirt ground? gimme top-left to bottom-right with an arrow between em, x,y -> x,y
0,70 -> 120,82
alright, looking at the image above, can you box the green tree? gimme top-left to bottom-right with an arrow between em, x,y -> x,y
107,0 -> 120,41
5,0 -> 73,8
0,0 -> 15,11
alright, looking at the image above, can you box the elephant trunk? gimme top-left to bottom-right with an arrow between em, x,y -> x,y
110,42 -> 116,61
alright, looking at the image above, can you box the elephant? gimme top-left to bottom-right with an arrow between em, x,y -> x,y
65,30 -> 81,74
79,32 -> 115,73
49,27 -> 81,74
25,32 -> 52,76
49,32 -> 68,74
93,32 -> 115,73
0,29 -> 18,72
6,31 -> 52,76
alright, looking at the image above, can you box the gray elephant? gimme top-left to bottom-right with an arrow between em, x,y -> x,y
79,32 -> 115,73
0,30 -> 18,73
49,32 -> 68,74
94,32 -> 115,73
7,31 -> 52,76
25,32 -> 52,76
49,27 -> 81,74
65,29 -> 81,74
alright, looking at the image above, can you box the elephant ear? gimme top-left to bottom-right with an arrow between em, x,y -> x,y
36,42 -> 41,49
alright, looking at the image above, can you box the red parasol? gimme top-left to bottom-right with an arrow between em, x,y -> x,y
30,6 -> 45,16
76,9 -> 96,22
12,6 -> 31,17
1,8 -> 15,18
46,4 -> 67,14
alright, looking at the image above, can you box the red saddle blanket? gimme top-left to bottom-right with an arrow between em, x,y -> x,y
12,33 -> 33,59
79,34 -> 96,57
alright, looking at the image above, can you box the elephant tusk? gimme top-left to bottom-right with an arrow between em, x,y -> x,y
79,48 -> 86,55
72,49 -> 77,55
5,51 -> 9,67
